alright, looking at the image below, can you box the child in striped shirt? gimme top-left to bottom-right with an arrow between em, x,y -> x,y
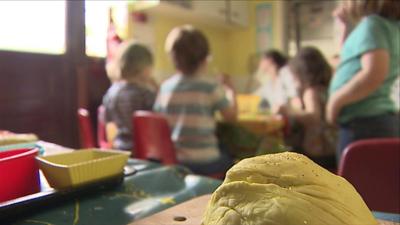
154,25 -> 237,175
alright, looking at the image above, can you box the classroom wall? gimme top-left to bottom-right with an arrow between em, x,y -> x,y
151,15 -> 230,79
226,0 -> 286,77
224,0 -> 287,92
129,0 -> 286,81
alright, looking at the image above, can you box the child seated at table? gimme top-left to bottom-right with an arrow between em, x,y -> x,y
154,25 -> 237,175
280,47 -> 336,166
103,41 -> 157,150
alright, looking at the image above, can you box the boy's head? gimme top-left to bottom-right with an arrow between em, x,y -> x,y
107,41 -> 153,82
289,47 -> 332,89
165,25 -> 209,76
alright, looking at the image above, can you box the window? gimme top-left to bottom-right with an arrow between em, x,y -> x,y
85,1 -> 110,58
0,1 -> 66,54
85,1 -> 129,58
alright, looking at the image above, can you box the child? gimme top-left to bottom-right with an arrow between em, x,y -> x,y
327,0 -> 400,158
154,25 -> 237,175
103,41 -> 157,150
281,47 -> 336,163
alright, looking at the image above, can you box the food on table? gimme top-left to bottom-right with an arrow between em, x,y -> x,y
202,152 -> 377,225
0,131 -> 38,146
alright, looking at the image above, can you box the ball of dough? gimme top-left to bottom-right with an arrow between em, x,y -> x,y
202,152 -> 377,225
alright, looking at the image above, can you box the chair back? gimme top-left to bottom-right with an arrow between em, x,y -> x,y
97,105 -> 111,148
77,108 -> 96,148
132,111 -> 177,165
338,138 -> 400,213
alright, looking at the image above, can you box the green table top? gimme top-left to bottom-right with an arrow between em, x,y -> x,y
10,159 -> 221,225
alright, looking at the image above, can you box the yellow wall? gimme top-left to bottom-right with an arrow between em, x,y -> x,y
131,0 -> 285,79
151,15 -> 230,77
226,0 -> 286,76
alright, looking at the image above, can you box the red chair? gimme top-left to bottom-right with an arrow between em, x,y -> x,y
132,111 -> 177,165
132,111 -> 226,179
77,108 -> 96,148
97,105 -> 112,149
338,138 -> 400,213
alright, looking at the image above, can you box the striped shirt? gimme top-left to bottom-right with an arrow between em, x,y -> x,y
154,74 -> 230,164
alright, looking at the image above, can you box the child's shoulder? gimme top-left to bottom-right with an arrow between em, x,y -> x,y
161,74 -> 218,92
196,75 -> 218,85
161,74 -> 181,85
159,74 -> 181,91
108,82 -> 152,100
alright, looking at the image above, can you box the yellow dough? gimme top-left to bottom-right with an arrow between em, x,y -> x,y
202,152 -> 377,225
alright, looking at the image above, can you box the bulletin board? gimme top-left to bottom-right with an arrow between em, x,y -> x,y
256,3 -> 274,53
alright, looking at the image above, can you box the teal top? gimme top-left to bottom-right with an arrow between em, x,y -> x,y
329,15 -> 400,124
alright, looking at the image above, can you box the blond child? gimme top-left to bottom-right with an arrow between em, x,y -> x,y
103,41 -> 156,150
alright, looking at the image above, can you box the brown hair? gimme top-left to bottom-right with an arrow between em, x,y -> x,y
343,0 -> 400,22
165,25 -> 209,76
289,47 -> 332,88
107,41 -> 153,82
263,49 -> 288,70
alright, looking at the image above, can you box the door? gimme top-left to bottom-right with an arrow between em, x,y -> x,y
0,1 -> 84,147
0,52 -> 71,145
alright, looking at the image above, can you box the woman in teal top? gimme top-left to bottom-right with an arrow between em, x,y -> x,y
327,0 -> 400,159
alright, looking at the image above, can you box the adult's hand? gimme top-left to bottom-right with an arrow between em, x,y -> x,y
332,4 -> 352,27
326,94 -> 343,125
332,3 -> 353,48
326,49 -> 389,125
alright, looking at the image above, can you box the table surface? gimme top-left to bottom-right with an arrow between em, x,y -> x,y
132,195 -> 400,225
3,142 -> 399,225
5,158 -> 221,225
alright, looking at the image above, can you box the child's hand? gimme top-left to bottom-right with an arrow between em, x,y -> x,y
275,105 -> 288,116
218,73 -> 234,90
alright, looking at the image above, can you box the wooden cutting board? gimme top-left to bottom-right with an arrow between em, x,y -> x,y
130,194 -> 399,225
130,195 -> 211,225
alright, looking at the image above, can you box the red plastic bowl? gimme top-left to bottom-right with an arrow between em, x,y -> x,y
0,148 -> 40,203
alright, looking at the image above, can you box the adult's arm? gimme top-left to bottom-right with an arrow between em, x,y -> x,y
332,5 -> 353,49
326,49 -> 389,123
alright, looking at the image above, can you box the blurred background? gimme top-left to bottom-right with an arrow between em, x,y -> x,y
0,0 -> 397,148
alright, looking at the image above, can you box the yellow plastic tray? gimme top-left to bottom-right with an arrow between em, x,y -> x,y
36,149 -> 130,189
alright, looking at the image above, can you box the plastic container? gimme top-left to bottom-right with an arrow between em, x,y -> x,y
237,94 -> 261,114
0,142 -> 44,155
0,148 -> 40,203
36,149 -> 130,189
